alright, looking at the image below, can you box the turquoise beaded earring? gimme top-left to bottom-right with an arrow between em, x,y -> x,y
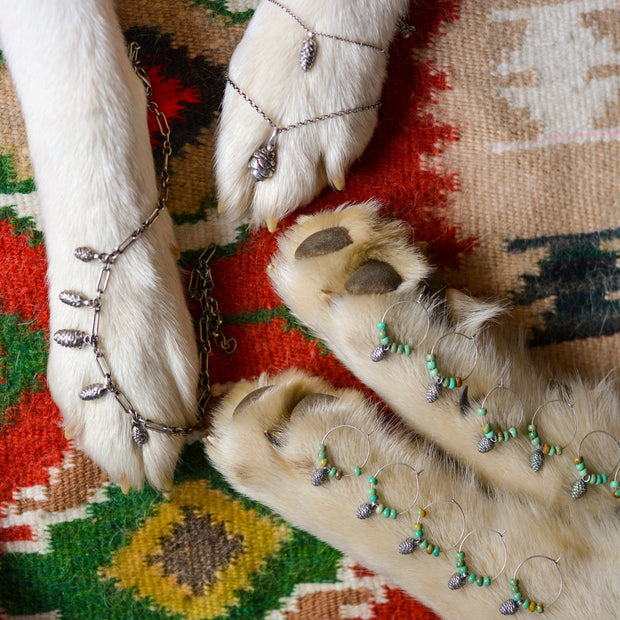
611,465 -> 620,504
371,297 -> 431,362
527,399 -> 577,472
499,555 -> 562,615
356,462 -> 421,520
476,381 -> 524,453
425,332 -> 478,403
570,430 -> 620,499
447,528 -> 507,590
399,497 -> 466,558
311,424 -> 371,486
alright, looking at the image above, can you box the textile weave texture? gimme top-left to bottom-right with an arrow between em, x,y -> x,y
1,1 -> 619,619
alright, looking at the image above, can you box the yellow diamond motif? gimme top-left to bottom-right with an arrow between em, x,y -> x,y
102,480 -> 289,619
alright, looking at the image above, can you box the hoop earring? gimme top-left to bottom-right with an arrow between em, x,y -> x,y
476,381 -> 524,453
399,497 -> 466,558
371,297 -> 431,362
499,555 -> 562,615
311,425 -> 371,486
448,528 -> 507,590
611,465 -> 620,503
570,430 -> 620,499
356,462 -> 421,520
528,399 -> 577,472
425,332 -> 479,403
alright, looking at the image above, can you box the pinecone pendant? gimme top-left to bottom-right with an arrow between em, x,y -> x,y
299,35 -> 317,71
477,435 -> 495,453
530,447 -> 544,472
371,345 -> 388,362
54,329 -> 89,348
499,599 -> 519,615
426,378 -> 443,403
356,503 -> 374,519
398,537 -> 419,555
311,467 -> 329,486
132,421 -> 149,446
448,572 -> 467,590
79,383 -> 109,401
570,478 -> 587,499
249,129 -> 278,182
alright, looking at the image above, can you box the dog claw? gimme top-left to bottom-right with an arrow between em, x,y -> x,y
119,478 -> 131,495
330,173 -> 346,191
266,217 -> 278,233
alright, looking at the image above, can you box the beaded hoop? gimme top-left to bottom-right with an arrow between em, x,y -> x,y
569,430 -> 620,499
399,497 -> 466,558
356,462 -> 421,520
371,297 -> 431,362
611,465 -> 620,503
528,399 -> 577,472
476,382 -> 524,453
499,555 -> 562,615
311,425 -> 371,486
425,332 -> 479,403
448,528 -> 507,590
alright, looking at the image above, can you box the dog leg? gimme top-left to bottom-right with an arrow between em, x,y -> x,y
0,0 -> 199,490
215,0 -> 409,230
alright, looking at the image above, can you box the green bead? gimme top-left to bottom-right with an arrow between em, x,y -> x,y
486,430 -> 495,439
511,586 -> 519,593
456,552 -> 465,560
329,467 -> 337,477
548,445 -> 555,456
397,344 -> 404,354
509,427 -> 518,437
509,579 -> 518,586
375,504 -> 384,514
468,573 -> 476,583
478,407 -> 487,416
353,466 -> 362,476
318,443 -> 326,451
377,321 -> 387,330
579,467 -> 589,477
556,446 -> 563,455
404,345 -> 411,355
601,473 -> 608,484
576,462 -> 586,471
382,507 -> 391,518
368,494 -> 378,502
531,436 -> 540,446
426,354 -> 435,362
420,540 -> 429,550
611,480 -> 620,489
433,546 -> 440,557
456,560 -> 464,568
429,368 -> 438,377
448,377 -> 456,389
426,360 -> 436,370
513,593 -> 522,602
442,377 -> 450,388
483,576 -> 491,586
536,604 -> 543,613
476,575 -> 483,586
413,530 -> 423,538
390,508 -> 397,519
389,342 -> 397,353
368,476 -> 377,485
378,329 -> 387,338
523,599 -> 530,609
527,424 -> 536,432
483,424 -> 491,433
381,336 -> 390,345
458,565 -> 467,574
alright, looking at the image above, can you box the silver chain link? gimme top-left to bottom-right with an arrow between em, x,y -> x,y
266,0 -> 385,52
225,74 -> 381,134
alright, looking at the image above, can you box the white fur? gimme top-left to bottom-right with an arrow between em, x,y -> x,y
207,204 -> 620,619
214,0 -> 409,230
0,0 -> 199,490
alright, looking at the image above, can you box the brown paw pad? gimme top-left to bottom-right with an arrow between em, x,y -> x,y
344,259 -> 402,295
294,227 -> 353,259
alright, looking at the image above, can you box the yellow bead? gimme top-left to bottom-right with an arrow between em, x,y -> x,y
319,458 -> 328,467
529,601 -> 536,612
418,508 -> 426,518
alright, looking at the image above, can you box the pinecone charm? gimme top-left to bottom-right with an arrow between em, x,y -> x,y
299,36 -> 316,71
448,572 -> 467,590
249,129 -> 278,182
477,435 -> 495,453
371,345 -> 388,362
499,599 -> 519,615
53,329 -> 89,348
74,246 -> 99,262
530,448 -> 544,472
311,467 -> 329,486
356,503 -> 374,519
398,537 -> 419,555
426,379 -> 443,403
59,290 -> 90,308
79,383 -> 109,401
570,478 -> 587,499
132,421 -> 148,446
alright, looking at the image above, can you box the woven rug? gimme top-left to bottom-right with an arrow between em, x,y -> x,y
1,1 -> 618,618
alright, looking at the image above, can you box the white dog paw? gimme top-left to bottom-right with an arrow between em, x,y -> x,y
267,202 -> 620,504
215,0 -> 409,230
46,208 -> 200,493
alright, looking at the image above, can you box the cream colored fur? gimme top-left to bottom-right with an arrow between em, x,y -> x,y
214,0 -> 409,231
207,203 -> 620,619
0,0 -> 199,491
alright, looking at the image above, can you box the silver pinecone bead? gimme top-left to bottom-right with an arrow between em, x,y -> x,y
356,503 -> 374,519
398,537 -> 419,554
53,329 -> 89,348
74,247 -> 98,262
477,435 -> 495,453
249,143 -> 276,182
530,448 -> 544,472
79,383 -> 109,401
132,422 -> 148,446
426,380 -> 443,403
570,478 -> 587,499
371,345 -> 388,362
59,290 -> 90,308
299,36 -> 316,71
311,467 -> 329,487
499,599 -> 519,615
448,572 -> 467,590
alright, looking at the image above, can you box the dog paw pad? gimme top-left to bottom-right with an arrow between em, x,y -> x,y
294,226 -> 353,259
344,259 -> 402,295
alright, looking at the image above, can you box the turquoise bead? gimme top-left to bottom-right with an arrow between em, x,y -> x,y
476,575 -> 483,586
381,336 -> 390,345
414,530 -> 423,538
427,360 -> 436,370
478,407 -> 487,416
531,436 -> 540,446
527,424 -> 536,432
382,507 -> 391,518
513,593 -> 522,602
377,322 -> 386,330
456,560 -> 464,568
329,467 -> 337,477
483,576 -> 491,586
468,573 -> 476,583
548,445 -> 555,455
456,552 -> 465,560
485,430 -> 495,439
426,354 -> 435,362
420,540 -> 429,550
375,504 -> 384,514
458,565 -> 468,574
483,424 -> 491,433
390,508 -> 397,519
378,329 -> 387,338
509,579 -> 518,586
576,462 -> 586,471
433,546 -> 440,557
368,476 -> 377,485
601,473 -> 608,484
429,368 -> 438,377
397,344 -> 404,354
509,427 -> 518,437
611,480 -> 620,489
391,343 -> 398,353
353,466 -> 362,476
448,377 -> 456,389
404,345 -> 411,355
368,494 -> 378,502
523,599 -> 530,609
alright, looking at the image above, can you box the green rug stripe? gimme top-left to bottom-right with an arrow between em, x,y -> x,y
0,313 -> 48,418
0,205 -> 43,246
0,154 -> 35,195
191,0 -> 254,24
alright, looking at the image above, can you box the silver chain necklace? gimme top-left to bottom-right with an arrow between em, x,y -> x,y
225,74 -> 381,181
54,43 -> 232,446
265,0 -> 385,71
